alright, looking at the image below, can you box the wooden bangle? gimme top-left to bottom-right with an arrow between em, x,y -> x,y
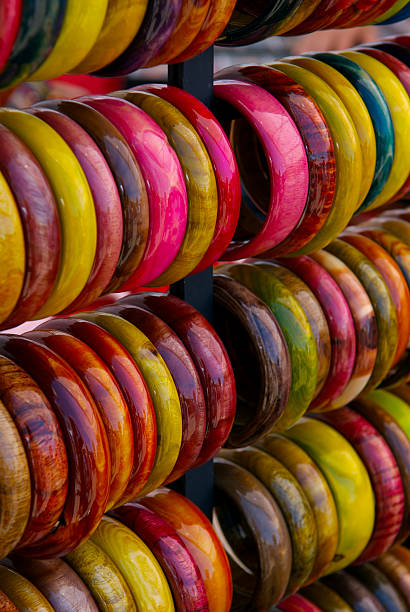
0,565 -> 53,612
348,563 -> 408,612
284,0 -> 355,34
121,293 -> 236,466
112,502 -> 208,612
78,310 -> 182,494
365,389 -> 410,441
65,539 -> 136,612
326,239 -> 398,390
373,553 -> 410,606
91,515 -> 174,610
278,594 -> 323,612
113,90 -> 218,285
40,316 -> 156,505
0,355 -> 68,548
316,407 -> 404,562
285,417 -> 375,573
373,0 -> 410,23
0,0 -> 21,73
329,0 -> 397,27
323,572 -> 385,612
0,334 -> 110,558
0,399 -> 31,559
221,446 -> 317,595
301,582 -> 354,612
257,433 -> 338,583
359,227 -> 410,291
213,274 -> 290,447
0,587 -> 19,612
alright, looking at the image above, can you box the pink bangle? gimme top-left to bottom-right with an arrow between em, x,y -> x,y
131,84 -> 241,272
80,96 -> 188,289
214,80 -> 308,260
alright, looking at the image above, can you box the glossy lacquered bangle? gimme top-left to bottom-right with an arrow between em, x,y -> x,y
279,256 -> 356,411
311,250 -> 377,407
112,502 -> 208,612
0,334 -> 109,558
65,538 -> 137,612
31,107 -> 123,312
352,396 -> 410,543
342,232 -> 410,365
373,0 -> 410,22
113,90 -> 218,286
377,3 -> 410,23
131,83 -> 241,272
221,262 -> 317,430
214,80 -> 308,259
142,487 -> 232,612
214,458 -> 291,608
373,553 -> 410,606
0,0 -> 21,73
285,417 -> 375,573
366,217 -> 410,248
0,108 -> 97,318
0,125 -> 59,329
285,0 -> 355,35
271,62 -> 362,253
360,48 -> 410,95
29,0 -> 108,81
323,572 -> 386,612
363,41 -> 410,66
329,0 -> 396,27
91,515 -> 174,611
12,557 -> 99,612
221,446 -> 317,595
348,563 -> 408,612
0,399 -> 30,559
213,274 -> 290,447
73,0 -> 148,74
40,316 -> 156,504
302,582 -> 353,612
278,594 -> 323,612
98,302 -> 206,483
41,98 -> 149,295
97,0 -> 181,75
257,432 -> 338,582
82,96 -> 187,289
365,389 -> 410,440
0,355 -> 68,548
0,0 -> 66,89
215,64 -> 335,256
0,565 -> 53,612
326,239 -> 398,390
342,51 -> 410,210
121,293 -> 236,466
316,407 -> 404,563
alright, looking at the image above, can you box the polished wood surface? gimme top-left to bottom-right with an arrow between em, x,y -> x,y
349,563 -> 408,612
302,582 -> 354,612
373,553 -> 410,606
323,572 -> 386,612
0,565 -> 54,612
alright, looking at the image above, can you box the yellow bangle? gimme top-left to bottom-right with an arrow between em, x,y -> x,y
0,566 -> 53,612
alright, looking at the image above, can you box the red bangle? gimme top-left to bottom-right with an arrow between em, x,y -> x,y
0,0 -> 21,72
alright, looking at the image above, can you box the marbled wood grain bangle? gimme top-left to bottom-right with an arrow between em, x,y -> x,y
373,0 -> 410,23
97,302 -> 206,483
351,396 -> 410,543
73,0 -> 149,74
0,108 -> 96,319
359,229 -> 410,290
97,0 -> 181,75
273,0 -> 322,34
78,310 -> 182,495
213,274 -> 290,447
311,249 -> 377,408
214,457 -> 292,609
141,487 -> 232,612
221,447 -> 317,595
254,261 -> 331,398
373,553 -> 410,606
391,546 -> 410,572
0,565 -> 53,612
112,90 -> 218,286
342,232 -> 410,365
326,239 -> 398,390
285,417 -> 375,573
0,125 -> 59,328
277,256 -> 356,411
215,64 -> 335,257
91,516 -> 174,611
220,263 -> 317,431
131,83 -> 241,273
112,502 -> 208,612
30,107 -> 123,313
301,582 -> 354,612
348,563 -> 408,612
270,62 -> 362,253
82,96 -> 187,289
328,0 -> 397,27
0,399 -> 30,560
120,293 -> 236,466
0,0 -> 66,89
0,0 -> 21,73
29,329 -> 133,511
364,390 -> 410,440
323,572 -> 385,612
11,557 -> 99,611
257,433 -> 338,582
213,80 -> 308,259
315,408 -> 404,562
0,587 -> 18,611
65,539 -> 137,612
284,0 -> 356,35
277,594 -> 323,612
41,98 -> 149,295
0,334 -> 109,558
0,355 -> 68,548
365,217 -> 410,247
